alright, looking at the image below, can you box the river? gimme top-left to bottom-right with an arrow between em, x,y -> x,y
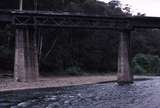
0,76 -> 160,108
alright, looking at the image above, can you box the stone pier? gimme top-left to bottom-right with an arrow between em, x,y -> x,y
117,31 -> 133,84
14,28 -> 39,82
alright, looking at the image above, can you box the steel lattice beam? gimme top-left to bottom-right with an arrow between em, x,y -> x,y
1,10 -> 160,30
12,12 -> 131,30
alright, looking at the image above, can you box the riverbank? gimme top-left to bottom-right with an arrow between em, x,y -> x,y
0,76 -> 158,108
0,75 -> 151,92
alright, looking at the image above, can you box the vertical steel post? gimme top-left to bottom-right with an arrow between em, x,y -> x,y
19,0 -> 23,11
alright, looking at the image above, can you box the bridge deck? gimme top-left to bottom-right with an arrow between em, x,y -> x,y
0,10 -> 160,30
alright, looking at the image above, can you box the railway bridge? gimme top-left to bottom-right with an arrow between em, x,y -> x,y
0,10 -> 160,83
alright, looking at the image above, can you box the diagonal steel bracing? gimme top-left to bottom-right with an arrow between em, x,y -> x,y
1,10 -> 160,30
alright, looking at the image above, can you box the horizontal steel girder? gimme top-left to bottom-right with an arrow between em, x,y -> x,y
1,10 -> 160,30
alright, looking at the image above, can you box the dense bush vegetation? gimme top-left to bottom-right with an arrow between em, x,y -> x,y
132,54 -> 160,75
0,0 -> 160,75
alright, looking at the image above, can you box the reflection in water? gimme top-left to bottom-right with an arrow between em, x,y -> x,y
0,77 -> 160,108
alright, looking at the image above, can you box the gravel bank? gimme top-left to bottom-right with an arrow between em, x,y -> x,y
0,75 -> 151,92
0,75 -> 116,92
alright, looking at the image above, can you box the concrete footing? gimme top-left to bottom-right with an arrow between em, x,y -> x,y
14,28 -> 39,82
117,31 -> 133,84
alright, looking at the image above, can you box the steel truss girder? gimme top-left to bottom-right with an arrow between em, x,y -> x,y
2,10 -> 160,30
12,14 -> 132,30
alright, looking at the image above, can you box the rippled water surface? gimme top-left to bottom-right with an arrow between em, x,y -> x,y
1,77 -> 160,108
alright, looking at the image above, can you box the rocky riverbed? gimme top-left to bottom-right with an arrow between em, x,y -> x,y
0,76 -> 158,108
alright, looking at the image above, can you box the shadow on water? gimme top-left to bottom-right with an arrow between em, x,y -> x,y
0,77 -> 160,108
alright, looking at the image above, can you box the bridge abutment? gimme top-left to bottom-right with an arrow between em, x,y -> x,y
14,28 -> 39,82
117,31 -> 133,84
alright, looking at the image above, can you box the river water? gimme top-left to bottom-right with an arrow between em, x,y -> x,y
0,77 -> 160,108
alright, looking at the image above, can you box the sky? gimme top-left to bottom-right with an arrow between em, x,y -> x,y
98,0 -> 160,17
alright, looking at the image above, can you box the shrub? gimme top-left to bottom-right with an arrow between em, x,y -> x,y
132,54 -> 160,75
65,66 -> 83,76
